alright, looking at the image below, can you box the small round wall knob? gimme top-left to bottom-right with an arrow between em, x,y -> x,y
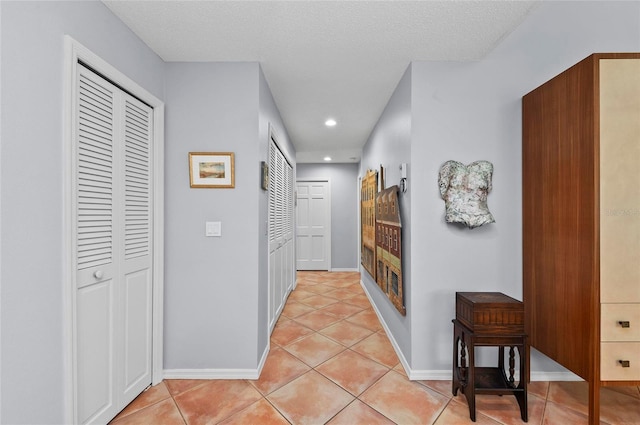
94,270 -> 104,279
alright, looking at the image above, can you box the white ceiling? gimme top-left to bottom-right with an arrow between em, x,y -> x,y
104,0 -> 538,163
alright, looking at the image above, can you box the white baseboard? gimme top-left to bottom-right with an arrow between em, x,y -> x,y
163,368 -> 260,380
359,279 -> 412,377
163,344 -> 270,381
408,370 -> 453,381
257,344 -> 269,376
330,268 -> 359,272
529,371 -> 583,381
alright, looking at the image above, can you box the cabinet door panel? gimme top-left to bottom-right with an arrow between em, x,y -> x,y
601,342 -> 640,380
601,304 -> 640,341
600,59 -> 640,303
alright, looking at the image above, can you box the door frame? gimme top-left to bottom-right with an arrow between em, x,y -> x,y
295,179 -> 332,271
62,36 -> 165,423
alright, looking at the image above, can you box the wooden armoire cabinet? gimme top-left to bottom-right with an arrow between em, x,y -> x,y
523,53 -> 640,424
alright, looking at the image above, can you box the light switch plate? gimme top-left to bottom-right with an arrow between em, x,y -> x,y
205,221 -> 222,237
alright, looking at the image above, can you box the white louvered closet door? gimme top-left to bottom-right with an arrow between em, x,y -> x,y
75,65 -> 153,425
268,137 -> 294,332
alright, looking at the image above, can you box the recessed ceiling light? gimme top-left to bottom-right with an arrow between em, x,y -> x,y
325,119 -> 337,127
324,156 -> 332,161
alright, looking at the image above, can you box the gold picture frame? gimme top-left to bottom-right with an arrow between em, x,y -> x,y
189,152 -> 235,188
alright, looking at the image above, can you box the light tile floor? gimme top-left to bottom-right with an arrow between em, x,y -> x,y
111,271 -> 640,425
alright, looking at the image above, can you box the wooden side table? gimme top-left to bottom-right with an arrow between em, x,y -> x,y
452,292 -> 528,422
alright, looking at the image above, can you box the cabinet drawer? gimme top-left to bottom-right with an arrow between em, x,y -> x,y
601,342 -> 640,381
601,304 -> 640,341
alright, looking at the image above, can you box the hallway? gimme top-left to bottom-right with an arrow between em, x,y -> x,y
111,271 -> 640,424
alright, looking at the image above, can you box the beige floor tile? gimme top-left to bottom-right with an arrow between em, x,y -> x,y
281,300 -> 316,318
319,320 -> 374,347
542,400 -> 591,425
474,392 -> 545,425
599,387 -> 640,424
293,310 -> 342,331
250,346 -> 311,395
163,379 -> 208,396
345,308 -> 383,331
319,302 -> 364,319
112,382 -> 171,420
298,294 -> 339,309
110,398 -> 185,425
547,381 -> 590,416
326,399 -> 395,425
173,380 -> 262,425
433,399 -> 502,424
360,371 -> 449,424
270,318 -> 314,346
304,283 -> 336,295
283,332 -> 346,367
287,288 -> 317,301
528,380 -> 550,400
343,294 -> 374,309
420,380 -> 455,399
316,349 -> 389,396
267,370 -> 354,425
324,288 -> 359,300
217,398 -> 290,425
606,384 -> 640,400
351,331 -> 399,368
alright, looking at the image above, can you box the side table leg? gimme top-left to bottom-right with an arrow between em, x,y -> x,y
509,346 -> 516,387
463,335 -> 476,422
515,345 -> 528,422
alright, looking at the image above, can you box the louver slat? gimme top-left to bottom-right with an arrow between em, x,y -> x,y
268,140 -> 293,244
124,99 -> 151,260
269,142 -> 277,242
77,74 -> 113,270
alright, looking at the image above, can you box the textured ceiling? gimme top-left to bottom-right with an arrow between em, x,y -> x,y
104,0 -> 538,163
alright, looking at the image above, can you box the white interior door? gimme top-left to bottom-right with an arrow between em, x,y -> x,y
74,64 -> 153,424
268,134 -> 294,332
296,181 -> 330,271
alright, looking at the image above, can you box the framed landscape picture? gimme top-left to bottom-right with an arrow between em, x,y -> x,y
189,152 -> 235,188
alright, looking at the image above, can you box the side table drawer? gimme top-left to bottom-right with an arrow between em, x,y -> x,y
601,303 -> 640,341
601,342 -> 640,381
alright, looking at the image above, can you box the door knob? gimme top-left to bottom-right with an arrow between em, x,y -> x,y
94,270 -> 104,279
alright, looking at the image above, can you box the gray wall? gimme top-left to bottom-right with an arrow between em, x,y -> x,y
164,62 -> 260,370
164,63 -> 293,371
296,163 -> 359,270
0,2 -> 165,423
360,66 -> 413,365
360,0 -> 640,377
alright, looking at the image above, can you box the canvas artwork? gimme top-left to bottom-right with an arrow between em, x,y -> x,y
375,185 -> 405,315
361,169 -> 378,280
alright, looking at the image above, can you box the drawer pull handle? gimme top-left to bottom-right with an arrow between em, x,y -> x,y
618,321 -> 630,328
619,360 -> 631,368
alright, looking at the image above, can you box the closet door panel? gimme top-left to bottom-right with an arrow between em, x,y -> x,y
77,281 -> 115,424
120,94 -> 153,403
74,64 -> 153,423
76,66 -> 119,424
